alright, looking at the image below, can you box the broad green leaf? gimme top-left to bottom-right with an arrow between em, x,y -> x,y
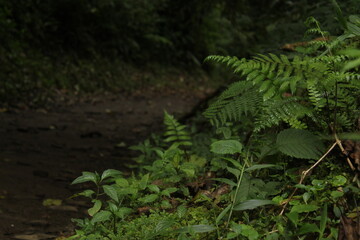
139,173 -> 150,190
291,204 -> 319,213
103,185 -> 118,202
88,200 -> 102,216
115,178 -> 129,187
263,86 -> 276,101
139,194 -> 158,203
100,169 -> 122,181
148,184 -> 160,193
72,172 -> 99,185
245,164 -> 276,172
276,129 -> 324,159
210,140 -> 242,154
331,175 -> 347,187
91,210 -> 112,224
233,199 -> 275,211
115,207 -> 133,219
286,212 -> 299,226
330,190 -> 344,199
239,224 -> 259,240
298,223 -> 320,235
161,187 -> 178,197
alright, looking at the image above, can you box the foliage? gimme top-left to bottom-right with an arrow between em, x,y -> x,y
70,2 -> 360,240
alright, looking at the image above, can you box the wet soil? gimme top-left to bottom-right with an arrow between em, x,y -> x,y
0,89 -> 212,240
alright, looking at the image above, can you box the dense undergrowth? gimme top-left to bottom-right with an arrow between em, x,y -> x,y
69,3 -> 360,239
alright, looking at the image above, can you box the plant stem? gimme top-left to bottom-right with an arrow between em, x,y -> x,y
226,154 -> 247,229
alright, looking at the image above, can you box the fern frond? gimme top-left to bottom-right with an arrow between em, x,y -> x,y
204,82 -> 262,126
254,99 -> 313,131
163,111 -> 192,147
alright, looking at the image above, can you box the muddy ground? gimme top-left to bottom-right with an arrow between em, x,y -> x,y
0,88 -> 213,240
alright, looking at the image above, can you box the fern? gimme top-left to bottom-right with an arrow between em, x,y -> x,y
254,98 -> 313,132
204,81 -> 262,126
163,111 -> 192,147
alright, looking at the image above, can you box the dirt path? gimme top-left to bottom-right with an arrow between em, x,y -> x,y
0,89 -> 210,240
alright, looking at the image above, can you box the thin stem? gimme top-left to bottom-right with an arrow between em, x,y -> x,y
226,152 -> 248,228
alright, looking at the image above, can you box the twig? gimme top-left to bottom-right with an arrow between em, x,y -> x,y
334,133 -> 356,171
279,141 -> 337,215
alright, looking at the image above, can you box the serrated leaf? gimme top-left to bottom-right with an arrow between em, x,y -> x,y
211,140 -> 242,154
233,199 -> 275,211
88,200 -> 102,216
276,129 -> 324,159
103,185 -> 118,202
91,210 -> 112,224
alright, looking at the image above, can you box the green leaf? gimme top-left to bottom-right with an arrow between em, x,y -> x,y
161,187 -> 178,197
115,207 -> 133,219
72,172 -> 99,185
211,140 -> 242,154
139,194 -> 158,203
319,204 -> 328,237
88,200 -> 102,216
226,166 -> 241,178
331,175 -> 347,187
276,129 -> 324,159
212,178 -> 237,187
298,223 -> 320,235
148,184 -> 160,193
76,189 -> 95,198
216,204 -> 231,224
100,169 -> 122,181
233,199 -> 275,211
115,178 -> 129,187
286,212 -> 299,226
103,185 -> 118,202
139,173 -> 150,190
239,224 -> 259,240
291,204 -> 319,213
91,210 -> 112,224
245,164 -> 276,172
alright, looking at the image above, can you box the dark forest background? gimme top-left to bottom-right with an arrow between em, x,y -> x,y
0,0 -> 358,105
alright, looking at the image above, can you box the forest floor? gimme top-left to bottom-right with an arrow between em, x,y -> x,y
0,87 -> 214,240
